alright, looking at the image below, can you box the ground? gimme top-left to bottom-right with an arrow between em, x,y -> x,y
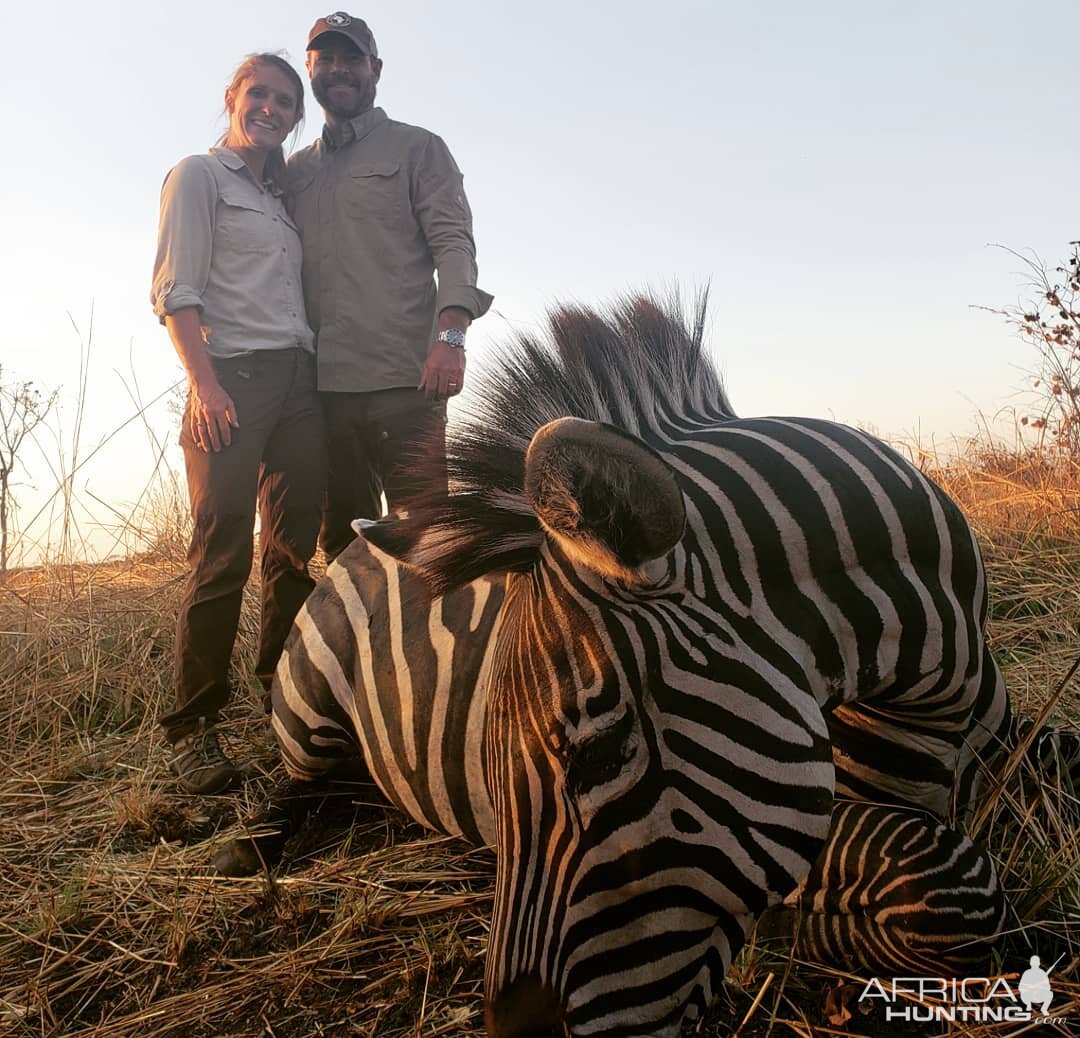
1,448 -> 1077,1037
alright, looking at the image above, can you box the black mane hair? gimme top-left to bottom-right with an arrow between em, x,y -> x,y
365,291 -> 736,594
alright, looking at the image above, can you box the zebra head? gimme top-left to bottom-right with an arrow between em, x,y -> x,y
366,296 -> 835,1036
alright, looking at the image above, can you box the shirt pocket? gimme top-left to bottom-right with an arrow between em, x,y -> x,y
285,175 -> 315,223
344,162 -> 402,223
216,189 -> 274,253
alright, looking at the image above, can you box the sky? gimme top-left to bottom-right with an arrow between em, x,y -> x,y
2,0 -> 1079,561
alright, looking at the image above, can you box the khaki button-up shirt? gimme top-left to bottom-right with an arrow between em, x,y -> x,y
151,148 -> 314,357
286,108 -> 493,392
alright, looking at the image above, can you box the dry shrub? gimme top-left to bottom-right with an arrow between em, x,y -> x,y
930,441 -> 1080,549
0,440 -> 1077,1038
926,443 -> 1080,719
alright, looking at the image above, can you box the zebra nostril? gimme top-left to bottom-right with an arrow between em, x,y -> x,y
484,973 -> 567,1038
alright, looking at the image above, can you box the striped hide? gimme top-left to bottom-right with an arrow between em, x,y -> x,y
265,293 -> 1022,1038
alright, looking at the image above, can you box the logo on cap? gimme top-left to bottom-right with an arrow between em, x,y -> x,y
325,12 -> 351,26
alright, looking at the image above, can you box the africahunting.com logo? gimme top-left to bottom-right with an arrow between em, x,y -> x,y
857,954 -> 1069,1025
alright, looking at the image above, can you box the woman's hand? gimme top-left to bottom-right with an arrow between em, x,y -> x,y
164,309 -> 240,452
189,376 -> 239,452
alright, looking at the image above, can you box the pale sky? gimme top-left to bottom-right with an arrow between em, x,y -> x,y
2,1 -> 1078,560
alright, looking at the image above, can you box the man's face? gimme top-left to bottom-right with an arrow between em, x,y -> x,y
307,38 -> 382,120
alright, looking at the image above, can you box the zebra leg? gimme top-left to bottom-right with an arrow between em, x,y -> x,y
928,646 -> 1078,821
756,802 -> 1005,976
212,774 -> 328,876
214,609 -> 373,877
1011,716 -> 1080,779
988,714 -> 1080,825
214,657 -> 369,877
213,559 -> 382,877
213,756 -> 371,876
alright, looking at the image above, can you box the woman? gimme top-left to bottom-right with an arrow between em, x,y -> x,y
151,53 -> 325,794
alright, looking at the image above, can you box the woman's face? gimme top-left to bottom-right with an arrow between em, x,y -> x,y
226,64 -> 300,154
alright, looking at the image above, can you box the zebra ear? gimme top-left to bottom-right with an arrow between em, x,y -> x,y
524,417 -> 685,583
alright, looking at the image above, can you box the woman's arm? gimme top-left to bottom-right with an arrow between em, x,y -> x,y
152,158 -> 238,453
166,307 -> 238,452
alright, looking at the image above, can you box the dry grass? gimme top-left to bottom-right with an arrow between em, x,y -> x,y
1,445 -> 1078,1037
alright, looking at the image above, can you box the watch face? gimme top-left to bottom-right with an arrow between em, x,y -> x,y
441,329 -> 466,348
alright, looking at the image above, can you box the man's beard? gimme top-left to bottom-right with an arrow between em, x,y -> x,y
311,73 -> 377,120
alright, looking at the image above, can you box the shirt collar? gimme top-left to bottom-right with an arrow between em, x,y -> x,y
209,146 -> 284,196
210,146 -> 247,171
321,106 -> 388,151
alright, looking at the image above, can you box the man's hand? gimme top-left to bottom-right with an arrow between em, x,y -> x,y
419,340 -> 467,399
419,307 -> 471,399
189,376 -> 239,452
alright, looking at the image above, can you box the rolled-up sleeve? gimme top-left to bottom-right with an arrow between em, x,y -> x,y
150,157 -> 217,322
413,134 -> 493,319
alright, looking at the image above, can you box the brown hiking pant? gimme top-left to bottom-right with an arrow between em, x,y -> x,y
161,349 -> 326,743
319,388 -> 447,561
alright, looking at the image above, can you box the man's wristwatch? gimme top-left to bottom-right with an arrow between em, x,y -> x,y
437,328 -> 467,350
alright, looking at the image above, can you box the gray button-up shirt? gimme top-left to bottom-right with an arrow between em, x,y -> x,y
287,108 -> 492,392
151,148 -> 314,357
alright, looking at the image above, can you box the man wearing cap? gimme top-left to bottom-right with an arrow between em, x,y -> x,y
289,12 -> 493,560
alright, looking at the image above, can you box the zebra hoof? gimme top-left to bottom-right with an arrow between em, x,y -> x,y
213,836 -> 277,876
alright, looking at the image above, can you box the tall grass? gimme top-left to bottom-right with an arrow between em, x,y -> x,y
0,432 -> 1077,1036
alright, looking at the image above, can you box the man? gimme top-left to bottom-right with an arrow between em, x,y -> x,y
1018,955 -> 1054,1016
289,12 -> 493,560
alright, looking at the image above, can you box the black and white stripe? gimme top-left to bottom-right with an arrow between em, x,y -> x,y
266,293 -> 1028,1037
761,800 -> 1006,974
274,549 -> 504,847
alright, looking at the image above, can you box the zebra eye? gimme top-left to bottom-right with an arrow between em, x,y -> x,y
637,555 -> 672,586
605,557 -> 681,603
564,707 -> 637,802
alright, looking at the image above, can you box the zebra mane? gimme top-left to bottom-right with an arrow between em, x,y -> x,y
366,290 -> 737,594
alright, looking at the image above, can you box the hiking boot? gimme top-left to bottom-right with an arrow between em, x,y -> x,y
169,720 -> 241,794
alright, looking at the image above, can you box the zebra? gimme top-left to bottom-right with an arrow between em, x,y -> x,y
262,536 -> 1006,994
216,293 -> 1066,1037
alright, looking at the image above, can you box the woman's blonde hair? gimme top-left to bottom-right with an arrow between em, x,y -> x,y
221,52 -> 305,190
